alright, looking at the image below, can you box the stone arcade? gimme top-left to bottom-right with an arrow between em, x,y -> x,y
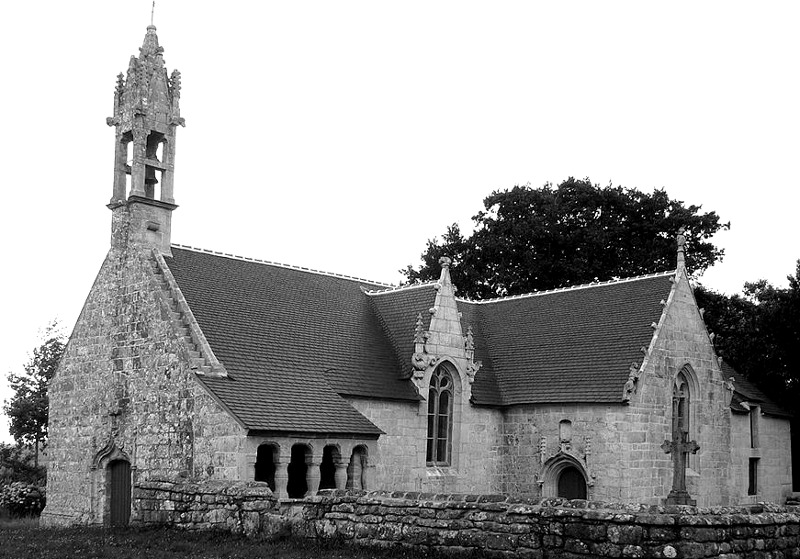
42,26 -> 793,527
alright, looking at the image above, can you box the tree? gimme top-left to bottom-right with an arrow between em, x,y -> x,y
3,322 -> 65,466
695,260 -> 800,413
0,443 -> 45,486
402,178 -> 729,299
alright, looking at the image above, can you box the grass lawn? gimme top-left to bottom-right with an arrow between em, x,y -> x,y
0,521 -> 438,559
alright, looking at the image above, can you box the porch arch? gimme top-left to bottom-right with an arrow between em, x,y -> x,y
540,454 -> 590,500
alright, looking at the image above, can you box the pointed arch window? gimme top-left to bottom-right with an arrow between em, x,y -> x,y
426,365 -> 453,466
673,371 -> 690,436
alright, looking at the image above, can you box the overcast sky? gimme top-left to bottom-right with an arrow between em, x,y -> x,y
1,1 -> 798,443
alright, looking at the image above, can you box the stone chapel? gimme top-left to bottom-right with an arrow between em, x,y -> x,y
42,26 -> 793,527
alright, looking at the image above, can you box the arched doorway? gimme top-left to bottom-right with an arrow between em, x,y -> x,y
108,459 -> 131,526
557,465 -> 587,500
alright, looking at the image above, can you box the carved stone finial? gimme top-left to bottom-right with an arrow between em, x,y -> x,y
439,256 -> 452,269
725,376 -> 735,392
465,325 -> 475,352
539,436 -> 547,464
622,362 -> 640,403
413,313 -> 425,344
170,69 -> 182,97
676,227 -> 686,270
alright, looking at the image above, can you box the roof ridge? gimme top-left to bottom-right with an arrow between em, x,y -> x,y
363,281 -> 438,296
170,244 -> 395,287
459,270 -> 676,305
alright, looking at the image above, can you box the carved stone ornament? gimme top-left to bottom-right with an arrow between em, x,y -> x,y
413,313 -> 426,345
465,325 -> 475,353
465,360 -> 482,384
411,352 -> 438,378
622,361 -> 640,404
539,436 -> 548,464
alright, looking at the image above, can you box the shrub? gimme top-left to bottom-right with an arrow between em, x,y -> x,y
0,482 -> 46,517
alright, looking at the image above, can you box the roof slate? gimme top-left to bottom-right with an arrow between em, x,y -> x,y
165,247 -> 419,435
164,247 -> 692,433
473,274 -> 674,405
722,361 -> 792,418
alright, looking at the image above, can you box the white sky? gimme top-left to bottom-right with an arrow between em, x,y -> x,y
1,1 -> 798,443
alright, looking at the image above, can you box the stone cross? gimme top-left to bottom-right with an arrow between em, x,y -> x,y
661,430 -> 700,505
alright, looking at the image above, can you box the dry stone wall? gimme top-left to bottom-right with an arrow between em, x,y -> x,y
135,482 -> 800,558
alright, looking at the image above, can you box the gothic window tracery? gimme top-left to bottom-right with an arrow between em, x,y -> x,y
426,365 -> 454,466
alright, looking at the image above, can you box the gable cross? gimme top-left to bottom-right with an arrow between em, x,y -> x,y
661,430 -> 700,505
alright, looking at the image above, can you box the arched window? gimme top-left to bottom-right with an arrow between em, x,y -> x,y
426,365 -> 454,466
673,371 -> 690,436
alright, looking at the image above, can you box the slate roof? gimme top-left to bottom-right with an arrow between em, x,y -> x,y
347,273 -> 674,406
471,274 -> 675,405
722,361 -> 792,418
164,246 -> 678,433
165,247 -> 419,436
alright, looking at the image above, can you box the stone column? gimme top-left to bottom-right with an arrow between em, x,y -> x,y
112,135 -> 128,202
306,459 -> 321,497
274,460 -> 289,499
160,137 -> 175,204
130,129 -> 147,197
334,461 -> 348,490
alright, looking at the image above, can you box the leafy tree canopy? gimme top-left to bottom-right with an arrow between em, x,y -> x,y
695,260 -> 800,413
0,443 -> 45,486
3,321 -> 65,463
402,178 -> 729,299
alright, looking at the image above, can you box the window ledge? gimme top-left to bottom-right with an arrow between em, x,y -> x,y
426,466 -> 458,478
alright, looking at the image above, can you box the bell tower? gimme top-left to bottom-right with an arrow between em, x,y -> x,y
106,24 -> 185,255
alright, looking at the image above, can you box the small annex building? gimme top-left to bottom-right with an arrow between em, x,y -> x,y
42,26 -> 793,527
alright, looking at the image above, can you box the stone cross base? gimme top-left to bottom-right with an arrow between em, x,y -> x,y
665,489 -> 696,506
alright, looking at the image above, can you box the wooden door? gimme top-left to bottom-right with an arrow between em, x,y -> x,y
109,460 -> 131,526
557,466 -> 587,500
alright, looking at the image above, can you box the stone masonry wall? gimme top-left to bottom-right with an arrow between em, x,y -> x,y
135,482 -> 800,558
626,271 -> 736,506
499,403 -> 627,501
731,412 -> 794,505
347,396 -> 504,495
42,210 -> 245,526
